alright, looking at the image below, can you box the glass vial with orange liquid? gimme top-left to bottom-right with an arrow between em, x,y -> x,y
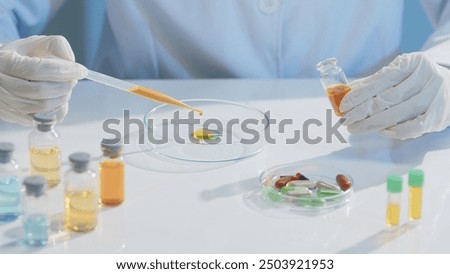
64,152 -> 98,232
29,113 -> 61,188
386,175 -> 403,227
99,138 -> 125,206
408,169 -> 424,221
316,57 -> 351,116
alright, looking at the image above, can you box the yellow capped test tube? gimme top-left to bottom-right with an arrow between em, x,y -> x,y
386,175 -> 402,227
408,169 -> 424,221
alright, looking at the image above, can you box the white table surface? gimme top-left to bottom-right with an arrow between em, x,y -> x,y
1,78 -> 450,254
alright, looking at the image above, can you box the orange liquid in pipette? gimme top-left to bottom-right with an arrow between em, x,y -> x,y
129,86 -> 203,116
326,84 -> 351,116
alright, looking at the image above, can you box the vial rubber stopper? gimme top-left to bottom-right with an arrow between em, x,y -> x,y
69,152 -> 91,173
23,176 -> 47,197
33,112 -> 56,123
0,142 -> 14,164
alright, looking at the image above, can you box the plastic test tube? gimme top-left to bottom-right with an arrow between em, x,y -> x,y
408,169 -> 424,221
386,175 -> 402,227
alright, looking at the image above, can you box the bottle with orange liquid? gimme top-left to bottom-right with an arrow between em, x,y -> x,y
99,138 -> 125,206
316,57 -> 351,116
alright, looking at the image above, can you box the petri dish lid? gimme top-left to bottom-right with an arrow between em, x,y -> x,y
143,99 -> 268,162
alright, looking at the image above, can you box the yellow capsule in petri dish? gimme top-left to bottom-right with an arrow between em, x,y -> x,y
191,129 -> 221,141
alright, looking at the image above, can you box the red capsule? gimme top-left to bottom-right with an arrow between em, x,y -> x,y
275,176 -> 294,189
336,174 -> 352,191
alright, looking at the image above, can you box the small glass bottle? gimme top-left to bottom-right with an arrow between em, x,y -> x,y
64,152 -> 98,232
22,176 -> 49,247
29,113 -> 61,188
316,57 -> 351,116
386,175 -> 403,227
0,142 -> 21,221
99,138 -> 125,206
408,169 -> 424,221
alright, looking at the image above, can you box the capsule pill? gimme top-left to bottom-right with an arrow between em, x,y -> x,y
336,174 -> 352,191
262,187 -> 283,202
281,186 -> 312,196
275,176 -> 295,189
316,180 -> 341,191
317,188 -> 342,198
295,172 -> 309,181
263,175 -> 280,187
286,180 -> 316,189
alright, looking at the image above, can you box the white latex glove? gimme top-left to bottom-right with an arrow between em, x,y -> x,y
340,52 -> 450,140
0,35 -> 88,125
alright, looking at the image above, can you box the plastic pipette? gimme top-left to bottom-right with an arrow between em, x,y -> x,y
85,70 -> 203,115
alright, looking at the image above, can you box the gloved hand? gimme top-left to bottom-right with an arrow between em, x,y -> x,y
0,35 -> 88,125
340,52 -> 450,140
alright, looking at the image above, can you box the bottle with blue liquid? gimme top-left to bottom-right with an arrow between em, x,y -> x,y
0,142 -> 21,222
22,176 -> 48,246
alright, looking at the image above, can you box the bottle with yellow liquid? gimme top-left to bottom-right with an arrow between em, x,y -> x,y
316,57 -> 351,116
408,169 -> 424,221
29,113 -> 61,188
64,152 -> 98,232
99,138 -> 125,206
386,175 -> 403,227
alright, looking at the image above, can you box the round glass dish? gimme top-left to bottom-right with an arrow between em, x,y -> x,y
143,99 -> 268,162
259,163 -> 353,211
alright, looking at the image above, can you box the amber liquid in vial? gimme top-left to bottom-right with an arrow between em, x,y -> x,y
100,160 -> 125,206
409,187 -> 422,220
326,84 -> 351,116
386,203 -> 400,226
29,146 -> 61,188
65,190 -> 97,232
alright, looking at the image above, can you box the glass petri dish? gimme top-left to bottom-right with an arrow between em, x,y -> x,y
259,163 -> 353,212
143,99 -> 268,162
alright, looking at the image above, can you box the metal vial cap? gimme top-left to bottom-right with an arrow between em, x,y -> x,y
23,176 -> 47,197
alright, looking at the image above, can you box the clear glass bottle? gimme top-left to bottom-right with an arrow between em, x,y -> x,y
64,152 -> 98,232
0,142 -> 21,221
386,175 -> 403,227
408,169 -> 424,221
99,138 -> 125,206
22,176 -> 48,247
316,57 -> 351,116
29,113 -> 61,188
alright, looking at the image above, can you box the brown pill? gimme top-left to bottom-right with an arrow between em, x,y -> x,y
275,176 -> 295,189
295,172 -> 309,181
336,174 -> 352,191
